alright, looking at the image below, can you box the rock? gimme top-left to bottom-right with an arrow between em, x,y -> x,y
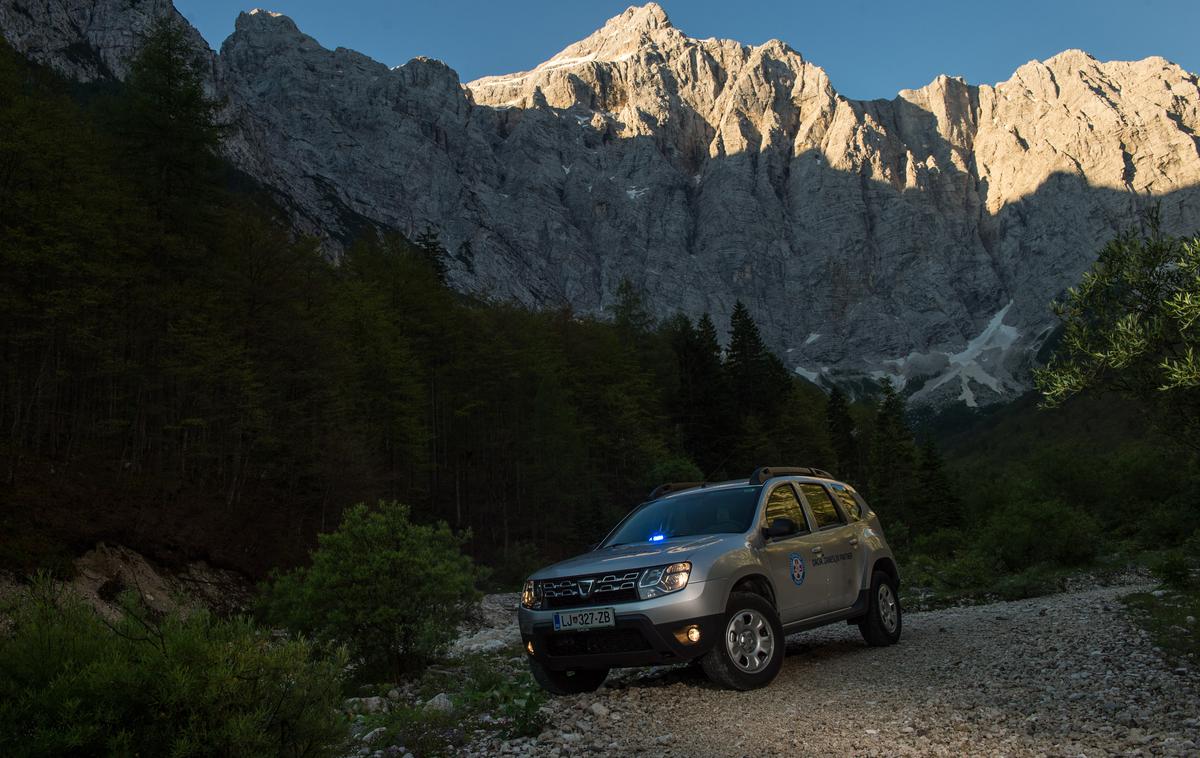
362,727 -> 387,745
589,702 -> 610,718
387,688 -> 401,700
9,5 -> 1200,408
424,693 -> 453,712
345,696 -> 388,715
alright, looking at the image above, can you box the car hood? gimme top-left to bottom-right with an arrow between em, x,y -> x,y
530,533 -> 747,582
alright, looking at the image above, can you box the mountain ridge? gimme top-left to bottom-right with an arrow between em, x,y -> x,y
3,1 -> 1199,406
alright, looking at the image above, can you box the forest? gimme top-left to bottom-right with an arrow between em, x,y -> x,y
1,24 -> 1196,595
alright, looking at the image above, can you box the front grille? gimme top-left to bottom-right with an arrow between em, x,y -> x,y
540,570 -> 641,609
545,628 -> 652,657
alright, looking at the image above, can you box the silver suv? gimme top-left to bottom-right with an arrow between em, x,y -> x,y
519,467 -> 902,693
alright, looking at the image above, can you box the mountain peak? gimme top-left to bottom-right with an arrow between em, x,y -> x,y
605,3 -> 672,33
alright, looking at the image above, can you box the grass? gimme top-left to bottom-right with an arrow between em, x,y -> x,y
1122,587 -> 1200,668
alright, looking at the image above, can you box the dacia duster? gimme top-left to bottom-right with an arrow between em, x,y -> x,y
519,467 -> 901,693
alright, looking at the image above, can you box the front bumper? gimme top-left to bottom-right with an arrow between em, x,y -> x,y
518,578 -> 727,671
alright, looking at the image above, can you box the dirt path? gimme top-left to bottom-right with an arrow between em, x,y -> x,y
475,584 -> 1200,756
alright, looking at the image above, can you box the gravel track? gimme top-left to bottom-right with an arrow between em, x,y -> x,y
477,584 -> 1200,756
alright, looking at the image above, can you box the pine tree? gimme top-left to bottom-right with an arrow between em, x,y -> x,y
868,381 -> 919,530
825,386 -> 860,485
914,438 -> 963,532
413,227 -> 450,285
117,17 -> 222,226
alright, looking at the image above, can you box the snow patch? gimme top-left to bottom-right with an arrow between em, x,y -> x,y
804,333 -> 822,345
794,366 -> 820,383
906,301 -> 1022,407
626,187 -> 649,200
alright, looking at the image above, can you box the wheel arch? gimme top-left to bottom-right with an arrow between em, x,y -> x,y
729,572 -> 777,609
871,556 -> 900,589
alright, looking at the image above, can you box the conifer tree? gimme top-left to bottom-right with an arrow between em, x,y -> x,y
825,386 -> 860,484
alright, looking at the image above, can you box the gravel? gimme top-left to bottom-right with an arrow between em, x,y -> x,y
467,584 -> 1200,756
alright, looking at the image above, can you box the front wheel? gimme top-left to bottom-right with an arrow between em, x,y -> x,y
528,657 -> 608,695
699,591 -> 785,690
858,570 -> 902,646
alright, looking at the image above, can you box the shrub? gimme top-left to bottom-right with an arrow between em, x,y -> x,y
1152,550 -> 1195,590
978,497 -> 1101,572
259,501 -> 478,679
0,577 -> 346,758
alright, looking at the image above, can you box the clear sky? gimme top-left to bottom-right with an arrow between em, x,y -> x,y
175,0 -> 1200,100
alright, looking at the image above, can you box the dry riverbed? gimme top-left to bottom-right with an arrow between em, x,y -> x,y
460,584 -> 1199,757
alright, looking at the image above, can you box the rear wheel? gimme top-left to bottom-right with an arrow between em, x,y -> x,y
699,591 -> 785,690
858,570 -> 902,646
528,657 -> 608,695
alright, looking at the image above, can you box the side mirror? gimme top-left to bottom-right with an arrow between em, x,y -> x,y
763,517 -> 797,540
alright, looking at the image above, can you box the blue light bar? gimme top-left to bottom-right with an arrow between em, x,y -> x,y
649,533 -> 665,542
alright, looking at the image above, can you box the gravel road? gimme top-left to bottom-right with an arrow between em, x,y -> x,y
475,584 -> 1200,757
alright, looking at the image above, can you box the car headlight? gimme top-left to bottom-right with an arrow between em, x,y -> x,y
638,562 -> 691,600
521,579 -> 542,609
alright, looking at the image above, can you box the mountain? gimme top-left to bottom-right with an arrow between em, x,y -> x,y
4,2 -> 1200,406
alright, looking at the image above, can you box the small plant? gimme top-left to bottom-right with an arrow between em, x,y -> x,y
453,658 -> 547,738
259,501 -> 479,680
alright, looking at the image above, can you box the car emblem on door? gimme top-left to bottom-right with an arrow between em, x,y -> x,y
577,578 -> 595,596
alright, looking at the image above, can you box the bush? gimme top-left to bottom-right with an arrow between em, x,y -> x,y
1152,550 -> 1196,590
0,577 -> 346,758
978,497 -> 1101,571
259,501 -> 478,679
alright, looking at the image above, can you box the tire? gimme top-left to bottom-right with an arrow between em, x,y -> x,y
699,591 -> 785,691
858,569 -> 902,646
528,658 -> 608,695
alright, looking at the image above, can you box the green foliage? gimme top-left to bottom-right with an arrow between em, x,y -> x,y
451,658 -> 547,738
1124,586 -> 1200,668
360,655 -> 546,755
977,493 -> 1100,572
1035,210 -> 1200,449
115,17 -> 223,226
259,501 -> 478,679
0,577 -> 346,758
1152,550 -> 1196,590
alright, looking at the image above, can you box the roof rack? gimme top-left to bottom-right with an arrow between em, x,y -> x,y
647,481 -> 705,500
748,466 -> 833,485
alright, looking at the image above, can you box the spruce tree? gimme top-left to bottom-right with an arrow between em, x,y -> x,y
118,17 -> 222,226
826,386 -> 859,484
868,381 -> 919,530
413,227 -> 450,285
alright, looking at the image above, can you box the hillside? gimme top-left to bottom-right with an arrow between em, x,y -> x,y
4,1 -> 1200,405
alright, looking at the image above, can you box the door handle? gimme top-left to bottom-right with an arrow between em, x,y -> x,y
812,546 -> 823,555
849,537 -> 859,547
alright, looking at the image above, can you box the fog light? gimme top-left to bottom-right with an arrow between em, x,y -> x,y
526,641 -> 534,655
673,625 -> 702,644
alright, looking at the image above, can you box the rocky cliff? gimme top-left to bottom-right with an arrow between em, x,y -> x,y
4,1 -> 1200,405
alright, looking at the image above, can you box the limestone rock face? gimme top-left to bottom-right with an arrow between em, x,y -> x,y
0,0 -> 208,80
5,2 -> 1200,405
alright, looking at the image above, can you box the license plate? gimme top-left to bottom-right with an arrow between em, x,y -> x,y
553,607 -> 616,631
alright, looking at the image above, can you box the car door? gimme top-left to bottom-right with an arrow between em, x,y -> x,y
757,483 -> 827,624
797,482 -> 860,611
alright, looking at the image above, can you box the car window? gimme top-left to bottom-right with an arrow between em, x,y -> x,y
799,483 -> 844,529
830,483 -> 862,521
602,486 -> 762,546
762,484 -> 809,534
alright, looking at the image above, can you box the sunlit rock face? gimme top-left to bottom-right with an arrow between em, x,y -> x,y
5,2 -> 1200,405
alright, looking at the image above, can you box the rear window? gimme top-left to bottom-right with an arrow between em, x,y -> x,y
831,483 -> 863,521
603,486 -> 762,546
798,483 -> 844,529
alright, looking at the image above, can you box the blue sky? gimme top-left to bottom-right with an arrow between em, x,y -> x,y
175,0 -> 1200,100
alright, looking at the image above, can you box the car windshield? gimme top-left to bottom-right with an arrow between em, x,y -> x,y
602,486 -> 762,547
